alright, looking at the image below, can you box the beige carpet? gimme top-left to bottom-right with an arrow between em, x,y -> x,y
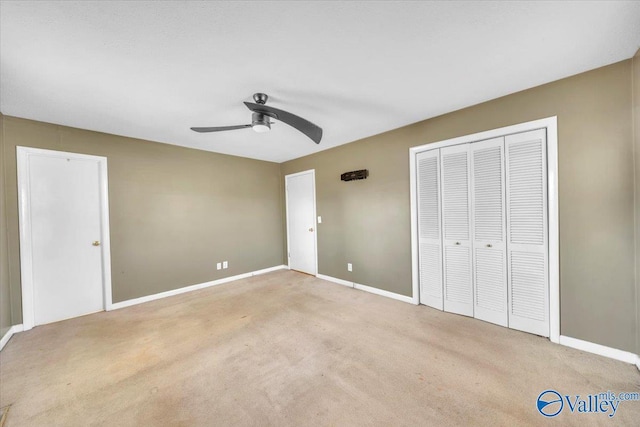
1,270 -> 639,426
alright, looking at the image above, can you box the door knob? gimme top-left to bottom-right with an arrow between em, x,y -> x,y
455,242 -> 461,245
309,228 -> 314,232
486,244 -> 492,248
92,241 -> 101,246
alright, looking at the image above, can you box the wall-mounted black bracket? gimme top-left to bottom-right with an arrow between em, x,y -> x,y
341,169 -> 369,181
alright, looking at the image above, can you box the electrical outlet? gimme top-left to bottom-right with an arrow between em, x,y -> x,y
216,262 -> 221,270
347,263 -> 352,272
223,261 -> 228,269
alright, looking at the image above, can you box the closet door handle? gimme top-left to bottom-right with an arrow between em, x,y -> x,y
486,244 -> 492,248
455,242 -> 461,245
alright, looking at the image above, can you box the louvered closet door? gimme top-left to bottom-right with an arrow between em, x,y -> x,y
440,144 -> 473,317
417,149 -> 443,309
471,137 -> 508,327
505,129 -> 549,337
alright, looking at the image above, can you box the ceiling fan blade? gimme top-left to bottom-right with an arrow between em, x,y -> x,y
244,102 -> 322,144
191,124 -> 252,133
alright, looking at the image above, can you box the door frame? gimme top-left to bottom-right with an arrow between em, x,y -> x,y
409,116 -> 559,343
284,169 -> 318,275
16,146 -> 113,330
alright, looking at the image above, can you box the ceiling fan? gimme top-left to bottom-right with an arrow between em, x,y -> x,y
191,93 -> 322,144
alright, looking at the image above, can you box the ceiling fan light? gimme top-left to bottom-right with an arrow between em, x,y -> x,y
252,123 -> 271,133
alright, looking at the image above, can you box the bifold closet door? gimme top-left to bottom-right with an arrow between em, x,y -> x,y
417,149 -> 443,310
471,137 -> 508,327
505,129 -> 549,337
440,144 -> 473,316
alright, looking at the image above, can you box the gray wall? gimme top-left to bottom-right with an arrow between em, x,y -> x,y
2,116 -> 284,322
282,60 -> 637,353
0,113 -> 12,337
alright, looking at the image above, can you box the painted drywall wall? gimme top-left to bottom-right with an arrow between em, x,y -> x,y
2,116 -> 284,321
282,60 -> 637,353
0,113 -> 12,337
634,49 -> 640,358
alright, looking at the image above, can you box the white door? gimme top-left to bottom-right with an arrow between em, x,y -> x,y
17,147 -> 111,328
440,144 -> 473,317
286,170 -> 317,275
471,137 -> 508,327
505,129 -> 549,337
416,149 -> 443,310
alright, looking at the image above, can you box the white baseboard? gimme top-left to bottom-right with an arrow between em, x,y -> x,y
0,324 -> 24,351
253,265 -> 288,275
109,265 -> 287,310
315,273 -> 413,304
316,274 -> 353,288
353,282 -> 414,304
559,335 -> 638,365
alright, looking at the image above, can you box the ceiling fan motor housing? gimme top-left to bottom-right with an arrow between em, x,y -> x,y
252,112 -> 271,132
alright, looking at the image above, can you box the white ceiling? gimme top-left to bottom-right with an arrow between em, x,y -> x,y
1,1 -> 639,163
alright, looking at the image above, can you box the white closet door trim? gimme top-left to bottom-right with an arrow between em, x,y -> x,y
546,119 -> 559,344
409,148 -> 421,305
409,116 -> 559,343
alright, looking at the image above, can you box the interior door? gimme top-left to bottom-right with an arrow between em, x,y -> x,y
286,170 -> 317,275
417,149 -> 443,309
440,144 -> 473,317
505,129 -> 549,337
20,149 -> 106,326
471,137 -> 508,327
